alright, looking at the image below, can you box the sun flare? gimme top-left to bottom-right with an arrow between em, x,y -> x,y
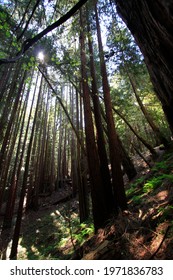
38,51 -> 44,61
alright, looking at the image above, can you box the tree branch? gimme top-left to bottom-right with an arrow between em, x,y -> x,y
0,0 -> 88,65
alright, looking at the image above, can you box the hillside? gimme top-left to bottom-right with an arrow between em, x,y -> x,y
1,147 -> 172,260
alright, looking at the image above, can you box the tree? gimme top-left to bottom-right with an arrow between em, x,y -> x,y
105,3 -> 169,148
86,6 -> 114,214
114,0 -> 173,134
0,0 -> 89,64
10,71 -> 43,259
79,7 -> 109,230
17,0 -> 41,41
95,2 -> 127,210
2,79 -> 30,229
112,106 -> 156,155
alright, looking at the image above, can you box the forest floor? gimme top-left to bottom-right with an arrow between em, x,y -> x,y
1,147 -> 173,260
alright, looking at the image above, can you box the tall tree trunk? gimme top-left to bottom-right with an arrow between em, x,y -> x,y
0,65 -> 12,103
87,8 -> 114,214
117,136 -> 137,180
2,86 -> 30,229
38,66 -> 85,152
95,3 -> 127,210
114,0 -> 173,134
80,8 -> 108,230
2,70 -> 36,228
26,80 -> 45,209
57,107 -> 64,189
31,80 -> 47,207
50,99 -> 57,193
10,71 -> 43,259
0,95 -> 24,210
0,62 -> 22,139
0,71 -> 27,211
70,86 -> 78,196
77,85 -> 89,222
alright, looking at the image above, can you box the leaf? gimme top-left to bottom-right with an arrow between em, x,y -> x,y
30,56 -> 35,62
12,41 -> 17,47
0,11 -> 6,20
5,30 -> 10,38
3,22 -> 8,30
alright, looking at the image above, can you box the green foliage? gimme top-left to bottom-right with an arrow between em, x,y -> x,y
151,161 -> 169,172
0,10 -> 7,21
131,194 -> 144,205
1,0 -> 172,261
72,222 -> 94,244
143,177 -> 161,193
126,185 -> 136,197
18,204 -> 94,260
143,174 -> 173,193
126,176 -> 145,197
127,151 -> 173,206
22,56 -> 38,71
126,177 -> 147,205
157,205 -> 173,222
131,176 -> 146,188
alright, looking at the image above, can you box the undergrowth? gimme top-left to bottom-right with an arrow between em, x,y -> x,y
18,150 -> 173,260
126,150 -> 173,205
18,205 -> 94,260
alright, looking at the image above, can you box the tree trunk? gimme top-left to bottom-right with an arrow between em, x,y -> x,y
118,136 -> 137,180
114,0 -> 173,134
2,87 -> 29,229
0,62 -> 22,139
0,65 -> 12,103
10,71 -> 42,259
95,3 -> 127,210
50,99 -> 57,193
80,8 -> 108,230
77,85 -> 89,222
0,71 -> 26,211
70,86 -> 78,196
3,70 -> 36,229
87,8 -> 114,214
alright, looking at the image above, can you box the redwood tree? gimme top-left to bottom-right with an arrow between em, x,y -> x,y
95,3 -> 127,210
80,7 -> 109,230
114,0 -> 173,134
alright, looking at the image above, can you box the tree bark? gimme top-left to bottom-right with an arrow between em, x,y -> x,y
114,0 -> 173,134
87,8 -> 114,214
95,3 -> 127,210
2,87 -> 29,229
0,71 -> 26,211
77,85 -> 89,222
80,8 -> 108,230
118,136 -> 137,180
10,71 -> 42,259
